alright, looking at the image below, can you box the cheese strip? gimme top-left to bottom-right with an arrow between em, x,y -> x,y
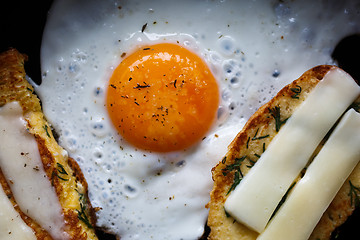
0,102 -> 68,240
0,184 -> 37,240
224,68 -> 360,232
257,109 -> 360,240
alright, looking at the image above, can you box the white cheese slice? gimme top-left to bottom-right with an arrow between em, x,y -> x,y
0,102 -> 69,240
224,68 -> 360,232
257,109 -> 360,240
0,184 -> 36,240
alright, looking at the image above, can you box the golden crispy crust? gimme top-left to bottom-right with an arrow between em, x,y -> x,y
207,65 -> 360,240
0,49 -> 98,240
0,48 -> 40,112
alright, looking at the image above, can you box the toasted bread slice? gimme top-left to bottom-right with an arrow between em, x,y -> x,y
0,48 -> 98,240
207,65 -> 360,240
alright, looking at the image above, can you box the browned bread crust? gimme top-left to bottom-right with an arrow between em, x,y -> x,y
207,65 -> 360,240
0,48 -> 98,240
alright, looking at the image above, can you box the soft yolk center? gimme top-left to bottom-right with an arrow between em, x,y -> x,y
106,43 -> 219,152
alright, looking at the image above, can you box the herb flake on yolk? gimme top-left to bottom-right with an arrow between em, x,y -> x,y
106,43 -> 219,152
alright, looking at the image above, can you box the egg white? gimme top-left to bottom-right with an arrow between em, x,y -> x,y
36,0 -> 360,239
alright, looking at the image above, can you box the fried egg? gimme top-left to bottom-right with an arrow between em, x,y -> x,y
35,0 -> 360,239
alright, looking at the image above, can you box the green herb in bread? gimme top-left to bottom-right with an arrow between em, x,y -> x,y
207,65 -> 360,240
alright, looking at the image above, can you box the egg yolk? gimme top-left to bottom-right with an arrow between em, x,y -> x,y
106,43 -> 219,152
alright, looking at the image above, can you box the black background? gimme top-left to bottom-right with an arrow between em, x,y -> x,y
1,1 -> 52,84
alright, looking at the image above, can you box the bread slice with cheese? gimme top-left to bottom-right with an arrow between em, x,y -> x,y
0,48 -> 98,240
207,65 -> 360,240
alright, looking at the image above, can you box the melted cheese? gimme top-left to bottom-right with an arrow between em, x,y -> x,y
0,102 -> 68,240
0,184 -> 36,240
257,109 -> 360,240
224,68 -> 360,232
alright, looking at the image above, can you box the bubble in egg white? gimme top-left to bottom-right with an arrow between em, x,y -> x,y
217,36 -> 236,56
89,119 -> 107,138
62,136 -> 78,153
93,148 -> 103,160
37,0 -> 360,239
272,69 -> 281,78
216,105 -> 229,124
